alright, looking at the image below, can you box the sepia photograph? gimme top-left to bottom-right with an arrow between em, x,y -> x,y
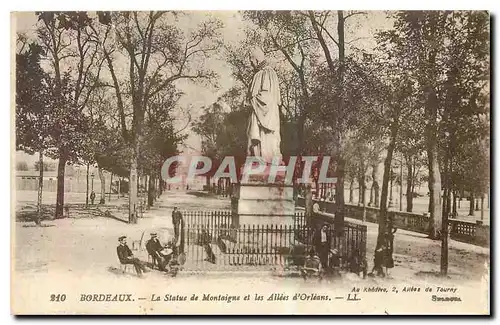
11,9 -> 490,315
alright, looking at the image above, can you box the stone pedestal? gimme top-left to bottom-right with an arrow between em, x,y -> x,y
234,171 -> 295,226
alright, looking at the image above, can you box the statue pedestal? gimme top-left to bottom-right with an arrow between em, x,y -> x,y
234,171 -> 295,226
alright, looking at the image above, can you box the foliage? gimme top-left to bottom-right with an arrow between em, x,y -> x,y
16,161 -> 29,171
15,42 -> 51,155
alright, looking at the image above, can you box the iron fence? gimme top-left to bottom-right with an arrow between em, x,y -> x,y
182,214 -> 367,271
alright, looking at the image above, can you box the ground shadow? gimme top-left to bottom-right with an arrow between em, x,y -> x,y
415,270 -> 454,279
107,266 -> 135,277
399,232 -> 431,240
16,206 -> 55,223
187,191 -> 215,198
21,224 -> 55,228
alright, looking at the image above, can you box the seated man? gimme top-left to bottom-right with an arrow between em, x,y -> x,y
200,229 -> 216,264
301,249 -> 322,280
146,233 -> 166,270
116,236 -> 148,277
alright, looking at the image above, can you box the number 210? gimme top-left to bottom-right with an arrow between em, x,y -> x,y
50,294 -> 66,302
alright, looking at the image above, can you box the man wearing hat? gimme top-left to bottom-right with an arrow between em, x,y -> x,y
146,232 -> 167,271
171,207 -> 183,244
116,236 -> 148,277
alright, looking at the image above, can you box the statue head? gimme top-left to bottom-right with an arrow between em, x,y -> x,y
249,47 -> 266,70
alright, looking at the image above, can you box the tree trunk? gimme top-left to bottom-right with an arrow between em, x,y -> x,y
425,87 -> 442,239
369,181 -> 374,206
305,184 -> 313,226
129,145 -> 138,224
359,169 -> 366,207
480,196 -> 484,221
452,191 -> 457,217
206,176 -> 211,191
98,165 -> 105,204
55,154 -> 67,219
469,194 -> 475,216
376,127 -> 397,250
358,172 -> 362,206
399,159 -> 403,211
86,163 -> 90,207
143,175 -> 148,209
406,160 -> 413,212
446,188 -> 451,219
361,175 -> 366,207
441,192 -> 449,276
333,10 -> 346,236
427,150 -> 442,239
36,151 -> 44,226
440,154 -> 452,276
334,157 -> 346,235
349,179 -> 354,203
148,174 -> 155,207
372,164 -> 380,207
109,173 -> 113,202
158,170 -> 163,197
442,187 -> 448,219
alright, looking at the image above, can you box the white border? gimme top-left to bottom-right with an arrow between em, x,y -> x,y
2,1 -> 498,324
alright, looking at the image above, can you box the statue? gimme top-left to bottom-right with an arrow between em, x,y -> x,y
246,48 -> 282,163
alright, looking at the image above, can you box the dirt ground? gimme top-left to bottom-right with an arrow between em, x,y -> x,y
12,191 -> 490,314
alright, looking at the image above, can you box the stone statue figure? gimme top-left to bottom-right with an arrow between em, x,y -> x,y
246,47 -> 282,163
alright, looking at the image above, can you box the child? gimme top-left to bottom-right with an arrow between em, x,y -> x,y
349,249 -> 368,279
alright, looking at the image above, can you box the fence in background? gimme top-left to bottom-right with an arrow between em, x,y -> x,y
296,196 -> 490,247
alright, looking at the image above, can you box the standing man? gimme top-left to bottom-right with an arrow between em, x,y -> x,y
90,191 -> 96,205
246,47 -> 282,163
314,223 -> 331,271
171,207 -> 183,244
116,236 -> 148,277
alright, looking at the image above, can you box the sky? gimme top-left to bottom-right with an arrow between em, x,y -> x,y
13,11 -> 394,167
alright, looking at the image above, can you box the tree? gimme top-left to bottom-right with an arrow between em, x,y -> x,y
379,11 -> 489,276
192,102 -> 226,188
376,12 -> 447,240
16,40 -> 52,225
16,161 -> 29,171
396,105 -> 426,212
36,11 -> 104,218
34,161 -> 56,171
96,11 -> 222,223
140,87 -> 187,206
306,10 -> 374,233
